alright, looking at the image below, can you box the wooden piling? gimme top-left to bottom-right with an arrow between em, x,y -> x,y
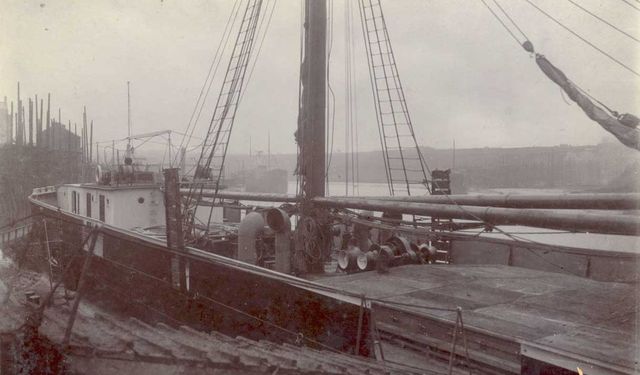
16,82 -> 20,145
46,94 -> 50,149
39,97 -> 43,148
34,96 -> 39,146
9,101 -> 13,144
90,120 -> 93,163
21,104 -> 25,145
3,96 -> 7,142
28,98 -> 33,146
82,106 -> 87,162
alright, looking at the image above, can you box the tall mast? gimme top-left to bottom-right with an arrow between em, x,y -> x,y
298,0 -> 327,199
127,81 -> 132,155
127,81 -> 131,139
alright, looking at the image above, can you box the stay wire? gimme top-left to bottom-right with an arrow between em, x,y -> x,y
348,0 -> 359,196
524,0 -> 640,77
479,0 -> 525,48
492,0 -> 530,42
344,0 -> 352,196
175,0 -> 243,166
566,0 -> 640,44
326,0 -> 336,192
620,0 -> 640,12
239,0 -> 278,105
174,0 -> 242,167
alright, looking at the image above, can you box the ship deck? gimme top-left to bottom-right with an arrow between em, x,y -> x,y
315,264 -> 638,374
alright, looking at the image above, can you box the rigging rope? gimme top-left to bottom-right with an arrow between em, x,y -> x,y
619,0 -> 640,12
326,0 -> 336,194
524,0 -> 640,77
492,0 -> 530,43
479,0 -> 525,48
344,0 -> 353,196
295,0 -> 304,198
356,0 -> 392,195
567,0 -> 640,44
348,0 -> 360,196
239,0 -> 278,106
174,0 -> 242,166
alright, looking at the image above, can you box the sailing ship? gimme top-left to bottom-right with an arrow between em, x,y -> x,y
27,1 -> 639,374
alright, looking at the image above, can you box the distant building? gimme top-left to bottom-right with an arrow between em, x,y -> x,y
41,121 -> 81,151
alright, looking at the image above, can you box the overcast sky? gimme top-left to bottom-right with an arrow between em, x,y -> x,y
1,0 -> 639,156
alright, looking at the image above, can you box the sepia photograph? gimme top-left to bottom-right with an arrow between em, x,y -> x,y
0,0 -> 638,374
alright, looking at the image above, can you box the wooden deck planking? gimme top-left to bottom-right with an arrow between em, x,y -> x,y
532,325 -> 638,368
317,263 -> 637,373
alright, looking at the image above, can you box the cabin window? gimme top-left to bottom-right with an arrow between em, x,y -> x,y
99,195 -> 106,222
86,193 -> 92,218
71,191 -> 77,213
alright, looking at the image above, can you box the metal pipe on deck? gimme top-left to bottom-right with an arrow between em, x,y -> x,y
312,197 -> 640,236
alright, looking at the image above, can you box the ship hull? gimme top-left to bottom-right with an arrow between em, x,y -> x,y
29,188 -> 370,356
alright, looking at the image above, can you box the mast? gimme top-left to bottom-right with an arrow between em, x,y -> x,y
127,81 -> 131,139
298,0 -> 327,199
293,0 -> 328,273
126,81 -> 132,157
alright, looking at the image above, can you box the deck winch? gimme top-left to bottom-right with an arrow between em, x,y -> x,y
337,234 -> 428,274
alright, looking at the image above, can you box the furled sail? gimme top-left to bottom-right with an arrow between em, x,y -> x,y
536,55 -> 640,151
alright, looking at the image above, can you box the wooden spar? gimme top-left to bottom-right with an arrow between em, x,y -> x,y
298,0 -> 327,199
312,196 -> 640,236
180,189 -> 638,235
181,189 -> 298,202
187,189 -> 640,210
330,193 -> 640,210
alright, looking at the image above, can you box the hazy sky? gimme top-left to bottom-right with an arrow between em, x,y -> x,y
1,0 -> 639,156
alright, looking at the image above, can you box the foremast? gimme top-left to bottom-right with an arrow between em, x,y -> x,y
295,0 -> 330,273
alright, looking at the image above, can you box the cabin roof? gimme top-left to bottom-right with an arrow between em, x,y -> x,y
61,182 -> 160,191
